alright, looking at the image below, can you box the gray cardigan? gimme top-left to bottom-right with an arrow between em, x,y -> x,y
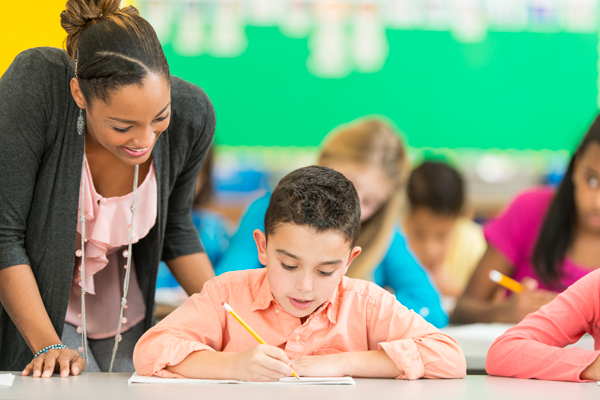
0,48 -> 215,370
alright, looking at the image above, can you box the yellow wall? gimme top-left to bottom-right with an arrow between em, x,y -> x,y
0,0 -> 137,77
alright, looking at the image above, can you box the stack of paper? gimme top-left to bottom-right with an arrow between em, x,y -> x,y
128,373 -> 355,385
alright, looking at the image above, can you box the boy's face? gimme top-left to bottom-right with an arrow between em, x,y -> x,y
254,223 -> 361,320
404,207 -> 457,272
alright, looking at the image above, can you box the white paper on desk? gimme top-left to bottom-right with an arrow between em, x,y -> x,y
128,373 -> 354,385
0,373 -> 15,387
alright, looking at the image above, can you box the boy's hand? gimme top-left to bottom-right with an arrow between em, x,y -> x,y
22,348 -> 85,378
291,354 -> 345,377
232,344 -> 294,382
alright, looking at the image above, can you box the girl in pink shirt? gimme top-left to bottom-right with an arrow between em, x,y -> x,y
452,115 -> 600,324
486,268 -> 600,382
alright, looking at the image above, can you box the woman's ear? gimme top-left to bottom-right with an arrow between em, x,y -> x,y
253,229 -> 268,266
70,78 -> 87,109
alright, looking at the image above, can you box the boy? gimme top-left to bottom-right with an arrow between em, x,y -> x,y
404,161 -> 486,299
133,166 -> 466,380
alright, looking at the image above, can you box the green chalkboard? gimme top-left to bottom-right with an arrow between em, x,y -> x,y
161,25 -> 598,151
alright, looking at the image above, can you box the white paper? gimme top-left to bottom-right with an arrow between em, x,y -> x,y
128,372 -> 354,385
0,373 -> 15,387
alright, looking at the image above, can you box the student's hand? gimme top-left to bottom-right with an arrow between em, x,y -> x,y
22,348 -> 85,378
232,344 -> 294,382
580,355 -> 600,381
505,278 -> 557,323
291,354 -> 345,377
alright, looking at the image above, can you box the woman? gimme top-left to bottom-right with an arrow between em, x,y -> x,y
215,118 -> 448,328
451,115 -> 600,324
0,0 -> 215,376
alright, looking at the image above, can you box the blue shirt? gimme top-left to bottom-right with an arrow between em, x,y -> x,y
215,193 -> 448,328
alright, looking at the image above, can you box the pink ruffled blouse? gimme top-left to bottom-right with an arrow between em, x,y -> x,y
66,158 -> 157,340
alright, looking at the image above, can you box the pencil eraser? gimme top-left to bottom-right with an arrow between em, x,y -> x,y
489,270 -> 502,283
222,302 -> 232,312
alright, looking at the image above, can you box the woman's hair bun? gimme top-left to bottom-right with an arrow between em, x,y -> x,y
61,0 -> 140,58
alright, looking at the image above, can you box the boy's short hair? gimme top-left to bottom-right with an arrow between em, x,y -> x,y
407,161 -> 464,216
265,165 -> 361,246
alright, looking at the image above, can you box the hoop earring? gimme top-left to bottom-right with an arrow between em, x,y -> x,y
77,109 -> 85,136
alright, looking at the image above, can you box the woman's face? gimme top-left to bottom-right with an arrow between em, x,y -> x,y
573,141 -> 600,233
325,161 -> 393,223
71,74 -> 171,166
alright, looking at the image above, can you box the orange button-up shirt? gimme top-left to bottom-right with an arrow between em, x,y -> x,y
134,269 -> 466,380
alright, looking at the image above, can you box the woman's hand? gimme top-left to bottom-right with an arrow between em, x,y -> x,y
231,344 -> 293,382
22,348 -> 85,378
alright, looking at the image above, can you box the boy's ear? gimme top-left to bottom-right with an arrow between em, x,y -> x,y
253,229 -> 268,266
341,246 -> 362,275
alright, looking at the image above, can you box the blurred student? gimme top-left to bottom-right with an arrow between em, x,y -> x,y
134,166 -> 466,380
215,118 -> 448,328
486,268 -> 600,382
155,148 -> 231,308
404,161 -> 485,299
451,115 -> 600,324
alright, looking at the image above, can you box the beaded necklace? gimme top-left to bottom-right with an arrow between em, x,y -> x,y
76,53 -> 139,372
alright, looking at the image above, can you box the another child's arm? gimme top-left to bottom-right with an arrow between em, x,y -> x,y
378,229 -> 449,328
486,269 -> 600,382
451,246 -> 556,324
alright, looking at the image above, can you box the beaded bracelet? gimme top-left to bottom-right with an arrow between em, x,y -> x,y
33,344 -> 68,359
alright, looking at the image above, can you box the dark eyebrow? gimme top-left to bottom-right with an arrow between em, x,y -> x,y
276,249 -> 300,261
108,102 -> 171,124
276,249 -> 342,266
585,167 -> 600,176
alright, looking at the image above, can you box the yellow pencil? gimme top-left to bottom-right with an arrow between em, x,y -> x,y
489,270 -> 524,293
222,302 -> 301,380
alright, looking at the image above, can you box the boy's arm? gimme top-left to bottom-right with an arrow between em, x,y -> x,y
133,280 -> 227,378
369,290 -> 466,379
166,344 -> 294,381
292,349 -> 401,378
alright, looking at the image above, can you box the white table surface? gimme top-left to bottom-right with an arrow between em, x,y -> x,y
0,373 -> 598,400
442,323 -> 596,371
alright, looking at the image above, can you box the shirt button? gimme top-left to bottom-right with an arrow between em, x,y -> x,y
100,198 -> 107,205
274,309 -> 279,315
296,335 -> 300,341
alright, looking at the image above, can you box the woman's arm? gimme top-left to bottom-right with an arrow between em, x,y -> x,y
450,246 -> 556,324
166,253 -> 214,295
486,269 -> 600,382
0,265 -> 84,377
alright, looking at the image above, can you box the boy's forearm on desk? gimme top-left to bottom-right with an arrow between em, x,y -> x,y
340,350 -> 401,378
165,350 -> 237,379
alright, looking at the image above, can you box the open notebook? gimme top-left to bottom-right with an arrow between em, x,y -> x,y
129,373 -> 355,385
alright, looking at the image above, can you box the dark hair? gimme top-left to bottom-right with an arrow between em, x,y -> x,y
407,161 -> 464,216
264,166 -> 361,246
533,115 -> 600,288
60,0 -> 170,104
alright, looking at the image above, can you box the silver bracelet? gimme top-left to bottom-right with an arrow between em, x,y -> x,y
33,344 -> 68,359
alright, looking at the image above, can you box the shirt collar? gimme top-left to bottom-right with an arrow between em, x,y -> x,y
251,270 -> 342,325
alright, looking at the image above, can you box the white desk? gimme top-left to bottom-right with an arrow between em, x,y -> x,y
0,373 -> 598,400
442,323 -> 596,371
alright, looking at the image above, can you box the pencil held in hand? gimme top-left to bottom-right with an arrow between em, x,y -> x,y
221,302 -> 301,380
489,270 -> 524,293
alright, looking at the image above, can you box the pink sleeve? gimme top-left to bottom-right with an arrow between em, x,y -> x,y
370,291 -> 466,380
483,188 -> 551,266
133,278 -> 228,377
486,269 -> 600,382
